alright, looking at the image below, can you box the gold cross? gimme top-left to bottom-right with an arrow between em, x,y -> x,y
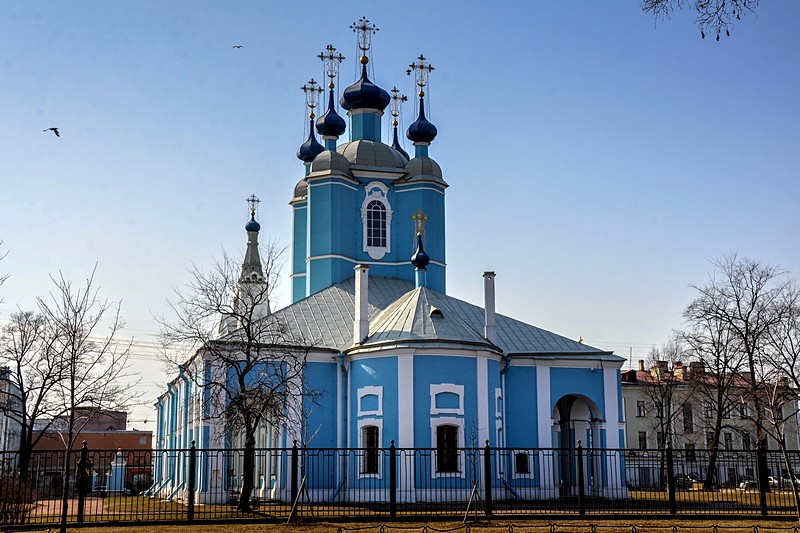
350,17 -> 379,59
390,87 -> 407,127
406,54 -> 435,98
411,209 -> 428,236
300,79 -> 323,119
246,194 -> 260,217
318,44 -> 345,89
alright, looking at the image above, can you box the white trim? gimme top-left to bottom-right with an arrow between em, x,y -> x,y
395,185 -> 446,195
306,253 -> 445,268
430,383 -> 464,415
477,358 -> 489,446
536,366 -> 555,491
357,419 -> 383,479
397,357 -> 414,448
508,357 -> 625,368
429,418 -> 466,479
494,388 -> 503,420
357,385 -> 383,417
306,179 -> 360,191
361,182 -> 392,260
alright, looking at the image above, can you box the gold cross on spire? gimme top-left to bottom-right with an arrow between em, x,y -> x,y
246,194 -> 260,217
350,16 -> 379,64
318,44 -> 345,89
390,87 -> 407,128
406,54 -> 434,97
300,79 -> 323,119
411,209 -> 428,237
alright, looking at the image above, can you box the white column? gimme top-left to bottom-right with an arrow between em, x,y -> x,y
536,365 -> 555,497
477,357 -> 489,445
602,366 -> 625,497
397,354 -> 415,502
354,265 -> 369,344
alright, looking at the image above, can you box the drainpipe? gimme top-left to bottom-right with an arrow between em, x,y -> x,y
331,353 -> 348,501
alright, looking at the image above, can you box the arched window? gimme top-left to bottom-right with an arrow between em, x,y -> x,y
366,200 -> 387,248
361,182 -> 392,260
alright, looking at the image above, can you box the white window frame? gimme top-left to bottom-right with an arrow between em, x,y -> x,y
512,450 -> 534,479
361,181 -> 392,260
430,383 -> 465,416
357,418 -> 383,479
429,417 -> 466,479
357,385 -> 383,417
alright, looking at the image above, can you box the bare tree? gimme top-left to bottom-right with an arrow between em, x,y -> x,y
679,310 -> 746,489
0,311 -> 65,476
36,268 -> 136,533
638,336 -> 691,486
642,0 -> 759,40
159,249 -> 319,512
684,253 -> 796,496
762,286 -> 800,518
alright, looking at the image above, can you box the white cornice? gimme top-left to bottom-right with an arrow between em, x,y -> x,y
306,253 -> 445,268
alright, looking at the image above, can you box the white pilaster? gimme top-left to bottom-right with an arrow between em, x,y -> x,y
477,357 -> 489,446
602,366 -> 624,497
397,354 -> 415,502
536,365 -> 555,496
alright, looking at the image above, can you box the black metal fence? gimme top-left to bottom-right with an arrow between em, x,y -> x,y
1,442 -> 799,527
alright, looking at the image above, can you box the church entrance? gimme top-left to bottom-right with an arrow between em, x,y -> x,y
553,394 -> 602,496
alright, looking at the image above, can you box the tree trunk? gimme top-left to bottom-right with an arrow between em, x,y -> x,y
704,447 -> 719,490
777,440 -> 800,521
237,432 -> 256,512
58,434 -> 73,533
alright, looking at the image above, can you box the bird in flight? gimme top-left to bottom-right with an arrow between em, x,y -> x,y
232,45 -> 243,49
43,127 -> 60,137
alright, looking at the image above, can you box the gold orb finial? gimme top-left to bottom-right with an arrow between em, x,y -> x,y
360,55 -> 369,65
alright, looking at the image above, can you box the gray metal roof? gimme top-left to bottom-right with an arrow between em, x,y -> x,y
271,277 -> 609,356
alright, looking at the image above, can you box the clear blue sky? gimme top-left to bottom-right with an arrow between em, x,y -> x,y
2,1 -> 799,428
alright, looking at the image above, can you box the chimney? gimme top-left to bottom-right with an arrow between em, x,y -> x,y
689,361 -> 705,378
673,361 -> 684,380
483,271 -> 497,344
354,265 -> 370,344
638,359 -> 645,372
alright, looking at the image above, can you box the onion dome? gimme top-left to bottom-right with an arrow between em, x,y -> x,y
310,150 -> 351,176
296,120 -> 324,163
293,178 -> 308,199
245,215 -> 260,232
340,64 -> 390,112
316,90 -> 346,137
391,125 -> 409,160
406,97 -> 437,144
410,232 -> 430,269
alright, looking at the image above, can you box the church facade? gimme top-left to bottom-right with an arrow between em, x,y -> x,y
153,19 -> 627,505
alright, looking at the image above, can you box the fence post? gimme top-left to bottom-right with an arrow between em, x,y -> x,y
483,440 -> 493,516
577,441 -> 585,516
389,440 -> 397,518
291,440 -> 299,506
666,442 -> 676,515
757,441 -> 769,516
187,441 -> 196,522
76,441 -> 88,524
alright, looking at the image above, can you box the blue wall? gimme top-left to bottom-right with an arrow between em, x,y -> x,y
504,366 -> 539,448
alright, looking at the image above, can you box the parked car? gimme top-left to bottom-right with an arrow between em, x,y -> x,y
739,478 -> 758,491
675,474 -> 698,489
93,483 -> 107,496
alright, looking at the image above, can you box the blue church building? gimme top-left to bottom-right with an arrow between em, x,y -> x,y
154,19 -> 627,505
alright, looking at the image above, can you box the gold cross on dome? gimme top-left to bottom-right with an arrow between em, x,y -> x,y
300,79 -> 323,119
318,44 -> 345,89
411,209 -> 428,236
390,87 -> 407,127
246,194 -> 260,217
350,17 -> 379,62
406,54 -> 434,97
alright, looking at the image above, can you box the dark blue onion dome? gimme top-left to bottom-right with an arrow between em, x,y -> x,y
406,97 -> 437,144
391,124 -> 409,159
297,120 -> 325,162
410,232 -> 430,269
245,214 -> 260,232
340,60 -> 391,112
316,88 -> 346,137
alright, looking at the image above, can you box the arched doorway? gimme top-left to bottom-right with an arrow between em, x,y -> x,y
553,394 -> 603,496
